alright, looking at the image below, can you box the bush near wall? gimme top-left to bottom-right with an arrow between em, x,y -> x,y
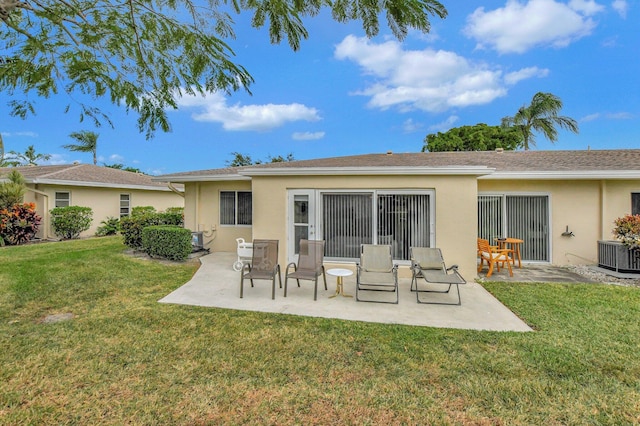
0,202 -> 41,246
120,212 -> 184,250
142,225 -> 192,261
50,206 -> 93,240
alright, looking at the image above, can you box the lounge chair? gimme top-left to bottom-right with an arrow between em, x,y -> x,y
284,239 -> 327,300
477,238 -> 513,278
356,244 -> 398,304
410,247 -> 466,305
240,239 -> 282,299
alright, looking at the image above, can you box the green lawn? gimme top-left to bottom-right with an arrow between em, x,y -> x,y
1,237 -> 639,424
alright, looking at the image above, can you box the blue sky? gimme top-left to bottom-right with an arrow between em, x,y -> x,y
1,0 -> 638,175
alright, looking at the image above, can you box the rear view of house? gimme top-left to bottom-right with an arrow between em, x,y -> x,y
155,149 -> 640,278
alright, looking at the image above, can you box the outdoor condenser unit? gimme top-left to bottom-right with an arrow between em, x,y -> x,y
191,231 -> 204,252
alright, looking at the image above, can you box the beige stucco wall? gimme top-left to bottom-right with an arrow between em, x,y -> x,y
478,178 -> 640,266
26,184 -> 184,238
182,181 -> 253,253
248,174 -> 479,279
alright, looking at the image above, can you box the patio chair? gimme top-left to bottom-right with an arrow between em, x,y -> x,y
284,239 -> 327,300
240,239 -> 282,299
410,247 -> 466,305
356,244 -> 398,304
477,238 -> 513,278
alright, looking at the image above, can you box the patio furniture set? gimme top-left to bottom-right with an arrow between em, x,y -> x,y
237,238 -> 467,306
476,237 -> 524,278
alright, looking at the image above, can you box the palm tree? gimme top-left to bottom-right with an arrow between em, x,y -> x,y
7,145 -> 51,166
501,92 -> 579,150
64,131 -> 99,165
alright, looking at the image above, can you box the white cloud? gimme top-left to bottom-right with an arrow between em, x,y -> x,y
464,0 -> 604,54
109,154 -> 125,162
1,131 -> 38,138
429,116 -> 460,132
504,67 -> 550,85
612,0 -> 628,18
177,92 -> 321,131
401,119 -> 424,133
292,131 -> 325,141
581,111 -> 633,122
334,35 -> 541,113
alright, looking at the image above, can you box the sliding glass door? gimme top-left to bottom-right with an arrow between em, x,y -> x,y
478,194 -> 550,262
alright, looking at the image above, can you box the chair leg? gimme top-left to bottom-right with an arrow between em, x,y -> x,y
284,275 -> 289,297
240,275 -> 244,298
313,277 -> 318,301
486,261 -> 495,278
322,267 -> 327,290
277,266 -> 283,289
271,277 -> 276,300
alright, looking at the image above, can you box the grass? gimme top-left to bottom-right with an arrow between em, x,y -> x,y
1,237 -> 639,424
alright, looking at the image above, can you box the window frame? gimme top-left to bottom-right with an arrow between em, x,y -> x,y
219,190 -> 253,226
120,193 -> 131,218
632,193 -> 640,216
54,191 -> 71,208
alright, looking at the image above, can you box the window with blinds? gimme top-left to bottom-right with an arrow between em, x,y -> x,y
55,192 -> 70,208
478,194 -> 549,262
220,191 -> 252,226
322,192 -> 432,261
119,194 -> 131,217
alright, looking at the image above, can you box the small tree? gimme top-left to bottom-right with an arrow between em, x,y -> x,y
0,170 -> 26,209
50,206 -> 93,239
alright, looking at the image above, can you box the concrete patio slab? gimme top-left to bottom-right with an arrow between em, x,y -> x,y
160,252 -> 532,332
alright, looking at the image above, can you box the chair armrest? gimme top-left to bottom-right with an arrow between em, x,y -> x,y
285,262 -> 297,273
446,264 -> 459,272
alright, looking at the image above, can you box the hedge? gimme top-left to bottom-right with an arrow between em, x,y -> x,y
142,226 -> 192,261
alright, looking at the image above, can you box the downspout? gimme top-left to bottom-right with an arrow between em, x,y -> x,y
600,180 -> 606,240
167,182 -> 185,198
24,186 -> 51,240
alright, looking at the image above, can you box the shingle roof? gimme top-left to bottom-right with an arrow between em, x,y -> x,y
155,149 -> 640,181
0,164 -> 180,190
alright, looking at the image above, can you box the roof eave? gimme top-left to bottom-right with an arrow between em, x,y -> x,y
240,166 -> 495,177
30,178 -> 177,191
151,174 -> 251,183
482,171 -> 640,180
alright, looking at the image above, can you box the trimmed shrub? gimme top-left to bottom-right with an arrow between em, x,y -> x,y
142,225 -> 192,261
164,207 -> 184,216
120,211 -> 184,250
50,206 -> 93,239
132,206 -> 156,216
95,216 -> 120,236
0,202 -> 41,245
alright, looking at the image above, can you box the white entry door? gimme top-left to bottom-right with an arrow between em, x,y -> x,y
287,190 -> 317,262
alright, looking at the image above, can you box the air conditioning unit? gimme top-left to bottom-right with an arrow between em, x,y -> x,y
598,240 -> 640,273
191,231 -> 204,252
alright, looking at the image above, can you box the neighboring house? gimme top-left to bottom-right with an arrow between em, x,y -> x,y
0,164 -> 184,239
154,149 -> 640,278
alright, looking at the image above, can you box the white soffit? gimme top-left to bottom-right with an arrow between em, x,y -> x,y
240,166 -> 495,177
482,171 -> 640,180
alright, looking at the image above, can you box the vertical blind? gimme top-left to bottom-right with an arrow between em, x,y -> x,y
323,193 -> 372,259
220,191 -> 252,225
377,194 -> 430,259
323,192 -> 430,260
478,195 -> 549,262
506,196 -> 548,261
